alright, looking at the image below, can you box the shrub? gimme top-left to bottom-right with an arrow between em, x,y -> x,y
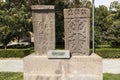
95,48 -> 120,58
111,41 -> 120,48
0,49 -> 31,58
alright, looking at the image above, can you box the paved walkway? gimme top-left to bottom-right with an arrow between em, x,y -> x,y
0,59 -> 23,72
103,59 -> 120,74
0,59 -> 120,73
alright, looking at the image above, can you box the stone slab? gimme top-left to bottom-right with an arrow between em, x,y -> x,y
24,73 -> 62,80
64,8 -> 90,19
48,50 -> 70,59
31,5 -> 55,55
64,8 -> 90,56
24,54 -> 62,74
24,54 -> 102,80
31,5 -> 54,10
65,75 -> 102,80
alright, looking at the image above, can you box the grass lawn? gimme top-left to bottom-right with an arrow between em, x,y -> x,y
103,73 -> 120,80
0,72 -> 120,80
0,72 -> 23,80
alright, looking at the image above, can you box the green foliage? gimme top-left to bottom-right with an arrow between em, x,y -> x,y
0,26 -> 13,49
94,5 -> 113,46
97,45 -> 111,48
109,1 -> 119,12
95,48 -> 120,58
0,72 -> 23,80
103,73 -> 120,80
0,0 -> 92,49
0,0 -> 119,49
109,15 -> 120,48
0,49 -> 31,58
0,1 -> 32,48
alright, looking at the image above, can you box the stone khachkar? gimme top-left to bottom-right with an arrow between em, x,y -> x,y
24,6 -> 102,80
31,5 -> 55,55
64,8 -> 90,56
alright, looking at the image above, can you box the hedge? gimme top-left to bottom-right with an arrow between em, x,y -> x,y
0,49 -> 31,58
95,48 -> 120,58
0,48 -> 120,58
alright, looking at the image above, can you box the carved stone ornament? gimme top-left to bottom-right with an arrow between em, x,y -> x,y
64,8 -> 90,56
31,5 -> 55,55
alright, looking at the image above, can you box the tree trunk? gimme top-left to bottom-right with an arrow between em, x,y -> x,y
4,45 -> 7,50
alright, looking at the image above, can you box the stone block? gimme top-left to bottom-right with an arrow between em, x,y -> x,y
64,8 -> 90,56
31,5 -> 54,10
63,54 -> 102,75
65,75 -> 102,80
24,73 -> 62,80
24,54 -> 62,74
31,5 -> 55,55
64,8 -> 90,19
24,54 -> 102,80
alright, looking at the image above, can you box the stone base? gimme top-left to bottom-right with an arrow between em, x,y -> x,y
24,54 -> 102,80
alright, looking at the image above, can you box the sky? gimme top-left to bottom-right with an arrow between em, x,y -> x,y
89,0 -> 119,8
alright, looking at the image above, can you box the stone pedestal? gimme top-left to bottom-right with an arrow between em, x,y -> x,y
24,54 -> 102,80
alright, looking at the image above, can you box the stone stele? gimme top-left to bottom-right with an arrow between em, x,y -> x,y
64,8 -> 90,56
31,5 -> 55,55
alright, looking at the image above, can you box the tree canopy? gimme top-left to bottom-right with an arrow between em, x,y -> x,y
0,0 -> 120,48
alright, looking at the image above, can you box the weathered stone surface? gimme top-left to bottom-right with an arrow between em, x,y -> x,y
24,54 -> 102,80
31,5 -> 55,55
65,75 -> 102,80
24,74 -> 62,80
31,5 -> 54,10
64,8 -> 90,56
63,54 -> 102,76
48,50 -> 70,59
64,8 -> 90,18
24,54 -> 62,74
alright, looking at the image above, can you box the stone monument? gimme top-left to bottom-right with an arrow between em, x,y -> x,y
63,8 -> 102,80
64,8 -> 90,56
24,5 -> 102,80
31,5 -> 55,55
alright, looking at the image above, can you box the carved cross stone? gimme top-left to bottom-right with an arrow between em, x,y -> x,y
31,5 -> 55,55
64,8 -> 90,56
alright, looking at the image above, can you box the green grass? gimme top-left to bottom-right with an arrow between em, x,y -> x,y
0,73 -> 120,80
103,73 -> 120,80
0,72 -> 23,80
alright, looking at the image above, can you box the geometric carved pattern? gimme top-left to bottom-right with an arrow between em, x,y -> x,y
64,8 -> 90,56
31,5 -> 55,55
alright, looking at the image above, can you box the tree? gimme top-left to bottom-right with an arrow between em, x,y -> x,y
94,5 -> 113,46
109,2 -> 120,47
0,0 -> 92,49
109,1 -> 119,12
0,1 -> 13,49
0,26 -> 13,49
0,1 -> 32,49
109,21 -> 120,47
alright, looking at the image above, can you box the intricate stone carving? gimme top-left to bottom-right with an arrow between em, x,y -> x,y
64,8 -> 90,56
31,5 -> 55,55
